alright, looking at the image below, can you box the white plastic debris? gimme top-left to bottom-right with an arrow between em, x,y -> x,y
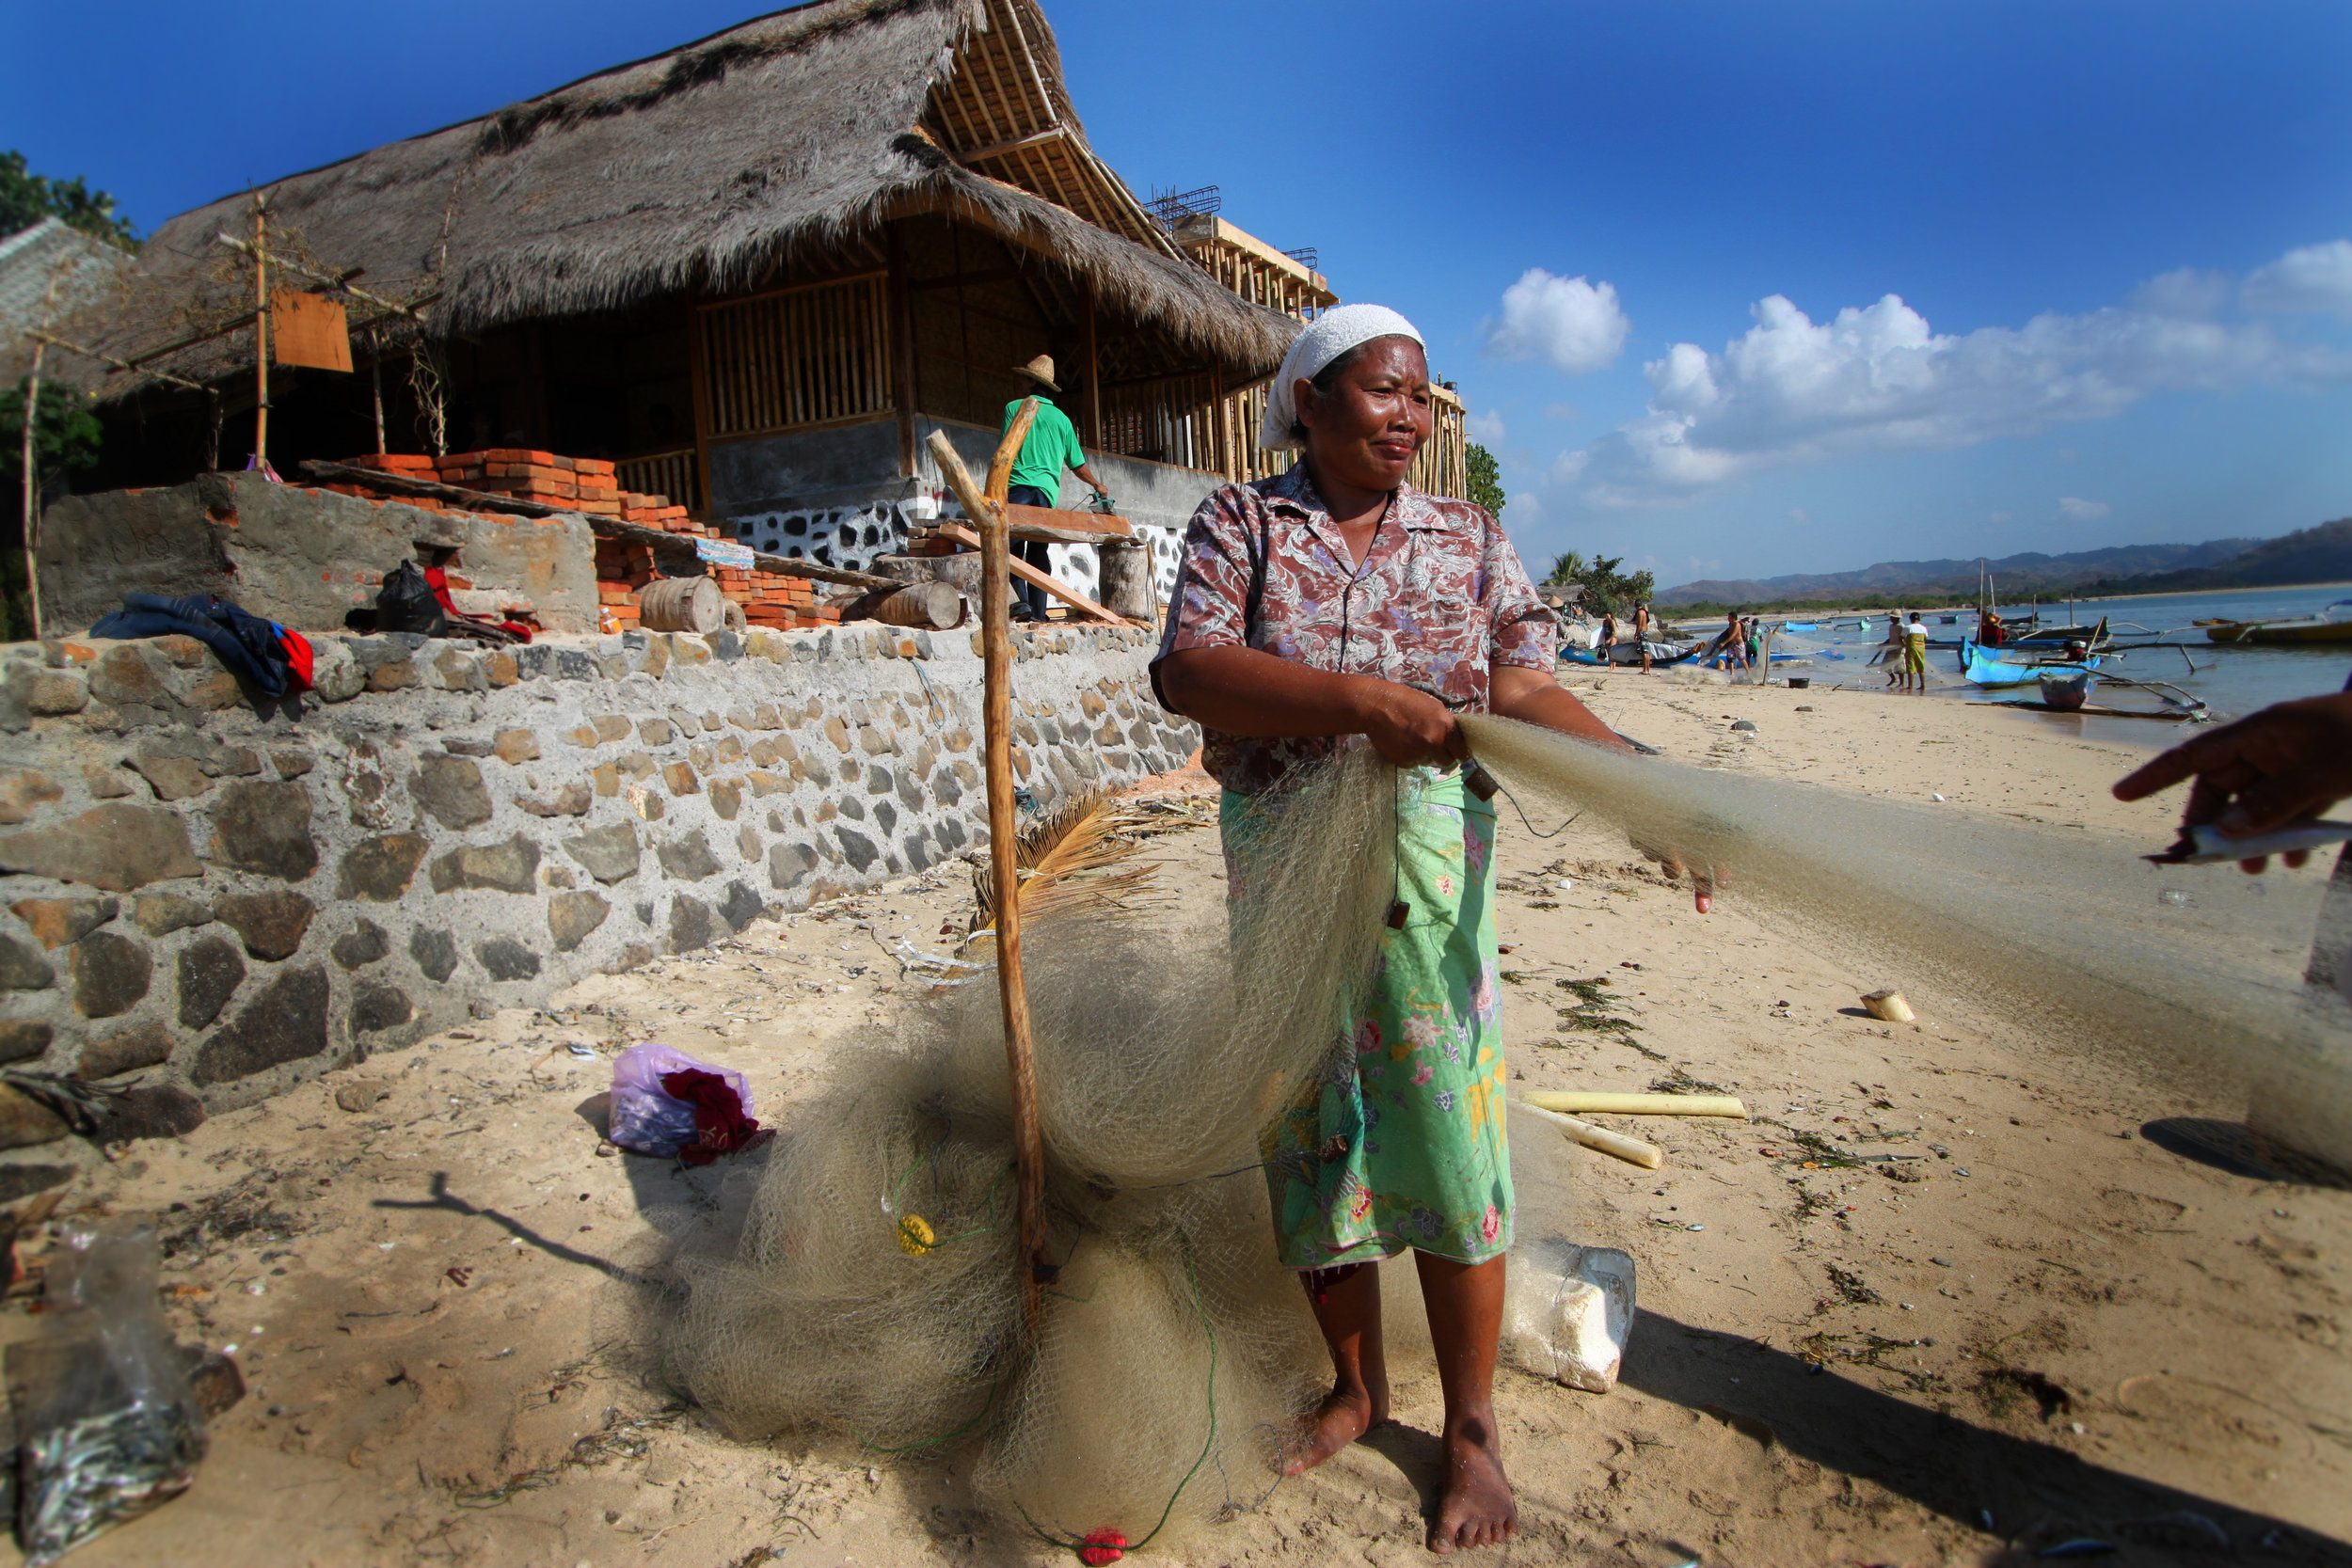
1502,1239 -> 1637,1393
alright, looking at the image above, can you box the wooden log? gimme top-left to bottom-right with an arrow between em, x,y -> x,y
928,520 -> 1127,626
638,576 -> 726,634
924,416 -> 1049,1329
872,552 -> 987,600
1095,537 -> 1156,623
864,581 -> 968,630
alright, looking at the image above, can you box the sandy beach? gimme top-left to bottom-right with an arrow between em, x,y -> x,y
9,673 -> 2346,1568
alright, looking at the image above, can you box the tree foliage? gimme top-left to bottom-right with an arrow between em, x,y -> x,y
1542,550 -> 1655,616
1,380 -> 103,490
1465,441 -> 1505,515
0,151 -> 140,250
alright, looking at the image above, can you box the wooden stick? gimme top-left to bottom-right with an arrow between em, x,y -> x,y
925,416 -> 1049,1328
929,520 -> 1127,625
252,197 -> 270,470
1525,1091 -> 1749,1119
1521,1103 -> 1664,1170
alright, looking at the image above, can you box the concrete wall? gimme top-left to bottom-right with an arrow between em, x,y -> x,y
0,621 -> 1196,1196
36,472 -> 599,636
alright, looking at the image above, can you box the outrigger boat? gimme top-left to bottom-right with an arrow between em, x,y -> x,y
2201,601 -> 2352,646
1957,637 -> 2106,687
1560,640 -> 1703,668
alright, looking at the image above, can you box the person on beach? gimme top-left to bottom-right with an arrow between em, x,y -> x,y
1000,355 -> 1110,623
1153,302 -> 1714,1555
1597,610 -> 1619,665
1632,600 -> 1653,673
1717,612 -> 1747,673
1879,613 -> 1903,687
1902,611 -> 1931,693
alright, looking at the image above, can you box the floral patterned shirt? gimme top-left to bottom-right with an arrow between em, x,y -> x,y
1151,465 -> 1559,794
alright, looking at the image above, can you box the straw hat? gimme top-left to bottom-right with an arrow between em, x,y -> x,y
1011,354 -> 1060,392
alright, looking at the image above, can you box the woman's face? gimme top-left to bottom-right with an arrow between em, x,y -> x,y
1296,337 -> 1434,493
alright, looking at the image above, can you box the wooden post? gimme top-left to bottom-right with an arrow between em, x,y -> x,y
925,405 -> 1046,1328
251,196 -> 271,470
685,290 -> 714,519
369,326 -> 387,454
1079,280 -> 1101,451
886,224 -> 920,479
17,261 -> 67,641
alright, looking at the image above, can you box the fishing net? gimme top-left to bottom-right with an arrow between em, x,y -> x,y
618,716 -> 2349,1550
1456,714 -> 2352,1168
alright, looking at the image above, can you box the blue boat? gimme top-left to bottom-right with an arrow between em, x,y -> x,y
1782,621 -> 1820,632
1561,641 -> 1703,668
1958,638 -> 2104,687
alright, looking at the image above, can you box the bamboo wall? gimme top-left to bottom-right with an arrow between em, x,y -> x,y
696,274 -> 894,438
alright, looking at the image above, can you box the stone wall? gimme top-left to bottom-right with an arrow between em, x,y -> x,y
37,471 -> 598,635
0,621 -> 1197,1195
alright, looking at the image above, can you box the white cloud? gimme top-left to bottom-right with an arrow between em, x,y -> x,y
2058,497 -> 2109,519
2245,240 -> 2352,320
1466,408 -> 1507,444
1543,403 -> 1582,421
1557,242 -> 2352,509
2132,266 -> 2230,318
1485,269 -> 1630,374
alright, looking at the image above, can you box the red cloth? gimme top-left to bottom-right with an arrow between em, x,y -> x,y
278,629 -> 314,691
659,1068 -> 763,1165
423,565 -> 459,615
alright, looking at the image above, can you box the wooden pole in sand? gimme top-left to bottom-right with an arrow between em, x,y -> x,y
925,407 -> 1045,1326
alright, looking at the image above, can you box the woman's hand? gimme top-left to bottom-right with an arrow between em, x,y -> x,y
1356,680 -> 1467,768
2113,690 -> 2352,871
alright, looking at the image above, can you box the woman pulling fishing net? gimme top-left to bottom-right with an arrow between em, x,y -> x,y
1153,303 -> 1712,1554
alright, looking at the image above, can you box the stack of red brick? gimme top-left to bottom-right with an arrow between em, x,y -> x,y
335,451 -> 847,633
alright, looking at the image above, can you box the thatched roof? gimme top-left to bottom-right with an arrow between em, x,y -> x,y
60,0 -> 1298,400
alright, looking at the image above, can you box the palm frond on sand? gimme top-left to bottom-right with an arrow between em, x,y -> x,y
969,791 -> 1166,936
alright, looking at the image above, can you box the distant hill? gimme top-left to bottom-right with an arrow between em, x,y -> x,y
2068,516 -> 2352,597
1658,538 -> 2261,607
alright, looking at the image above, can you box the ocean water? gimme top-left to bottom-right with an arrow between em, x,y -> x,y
1746,582 -> 2352,722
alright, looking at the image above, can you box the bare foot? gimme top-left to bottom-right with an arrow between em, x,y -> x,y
1428,1408 -> 1515,1554
1280,1385 -> 1388,1476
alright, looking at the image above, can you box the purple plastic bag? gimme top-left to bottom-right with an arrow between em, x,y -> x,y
608,1042 -> 754,1157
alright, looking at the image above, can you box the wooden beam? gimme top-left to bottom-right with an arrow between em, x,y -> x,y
930,520 -> 1125,624
1080,278 -> 1101,450
952,124 -> 1067,166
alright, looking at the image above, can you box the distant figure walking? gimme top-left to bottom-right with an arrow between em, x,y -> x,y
1880,613 -> 1904,687
1000,355 -> 1109,623
1901,610 -> 1931,693
1631,600 -> 1653,674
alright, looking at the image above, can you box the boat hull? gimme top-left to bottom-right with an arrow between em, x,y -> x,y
1958,638 -> 2104,687
2203,619 -> 2352,646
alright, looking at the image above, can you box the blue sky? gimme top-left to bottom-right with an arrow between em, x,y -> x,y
9,0 -> 2350,587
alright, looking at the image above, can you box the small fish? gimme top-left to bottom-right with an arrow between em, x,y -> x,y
2146,819 -> 2352,864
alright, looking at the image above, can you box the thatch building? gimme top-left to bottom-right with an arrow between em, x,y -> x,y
46,0 -> 1462,558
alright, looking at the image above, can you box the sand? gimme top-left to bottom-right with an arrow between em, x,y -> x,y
7,673 -> 2347,1568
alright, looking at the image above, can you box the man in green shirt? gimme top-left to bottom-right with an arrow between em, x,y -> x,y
1000,355 -> 1108,622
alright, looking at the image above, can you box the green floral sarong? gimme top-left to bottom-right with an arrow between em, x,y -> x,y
1223,767 -> 1513,1270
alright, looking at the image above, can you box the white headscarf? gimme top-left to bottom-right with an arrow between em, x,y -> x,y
1256,303 -> 1425,452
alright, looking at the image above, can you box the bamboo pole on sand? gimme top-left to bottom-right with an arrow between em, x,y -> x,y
925,406 -> 1051,1328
